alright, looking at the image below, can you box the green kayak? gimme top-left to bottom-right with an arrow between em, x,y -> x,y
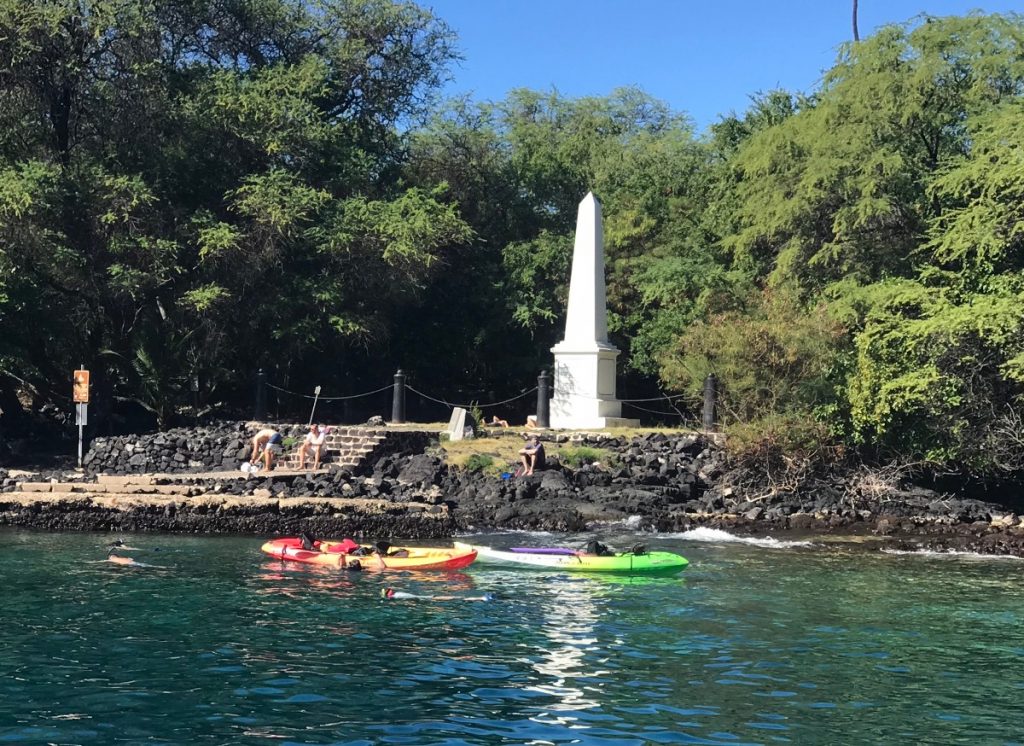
454,542 -> 688,574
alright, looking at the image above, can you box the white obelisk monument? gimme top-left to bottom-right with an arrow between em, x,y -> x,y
550,193 -> 638,429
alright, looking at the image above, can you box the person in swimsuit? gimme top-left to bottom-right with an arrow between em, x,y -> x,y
250,428 -> 283,471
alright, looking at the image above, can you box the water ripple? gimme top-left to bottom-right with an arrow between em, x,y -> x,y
2,530 -> 1024,744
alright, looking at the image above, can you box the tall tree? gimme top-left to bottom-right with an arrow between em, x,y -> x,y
0,0 -> 465,427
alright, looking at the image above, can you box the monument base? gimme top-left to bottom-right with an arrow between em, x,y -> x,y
550,415 -> 642,430
598,416 -> 642,428
549,343 -> 639,429
549,393 -> 640,430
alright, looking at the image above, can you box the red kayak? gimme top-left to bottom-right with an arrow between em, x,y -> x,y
260,537 -> 477,570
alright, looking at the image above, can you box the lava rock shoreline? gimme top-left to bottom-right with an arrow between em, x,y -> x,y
2,428 -> 1024,557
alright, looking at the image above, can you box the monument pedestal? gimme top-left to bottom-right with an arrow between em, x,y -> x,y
550,343 -> 639,429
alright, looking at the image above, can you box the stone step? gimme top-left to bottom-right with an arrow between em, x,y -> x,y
279,437 -> 383,469
97,474 -> 156,486
280,450 -> 364,469
16,481 -> 203,496
17,482 -> 57,492
322,437 -> 385,448
0,491 -> 448,516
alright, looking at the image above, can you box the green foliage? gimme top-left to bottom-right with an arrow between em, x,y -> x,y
558,446 -> 609,469
463,453 -> 494,473
467,403 -> 484,435
727,14 -> 1024,294
3,2 -> 1024,485
659,288 -> 848,425
181,284 -> 230,313
0,0 -> 461,425
925,101 -> 1024,280
845,278 -> 1024,468
725,414 -> 840,464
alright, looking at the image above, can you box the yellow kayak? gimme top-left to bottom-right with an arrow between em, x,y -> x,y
261,537 -> 477,570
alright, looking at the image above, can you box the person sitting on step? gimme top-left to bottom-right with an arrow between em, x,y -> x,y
298,423 -> 326,470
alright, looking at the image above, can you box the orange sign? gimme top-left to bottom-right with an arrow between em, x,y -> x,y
73,369 -> 90,403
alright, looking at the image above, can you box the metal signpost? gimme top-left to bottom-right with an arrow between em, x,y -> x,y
308,385 -> 322,426
73,367 -> 89,469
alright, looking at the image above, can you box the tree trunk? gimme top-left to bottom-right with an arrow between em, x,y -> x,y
852,0 -> 860,41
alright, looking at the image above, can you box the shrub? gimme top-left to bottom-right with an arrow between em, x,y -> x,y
559,446 -> 608,469
723,412 -> 843,494
464,453 -> 494,473
659,288 -> 847,425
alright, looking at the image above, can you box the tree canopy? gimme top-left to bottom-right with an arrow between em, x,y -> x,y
3,4 -> 1024,478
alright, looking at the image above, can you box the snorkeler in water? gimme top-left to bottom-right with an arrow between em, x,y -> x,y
102,549 -> 164,568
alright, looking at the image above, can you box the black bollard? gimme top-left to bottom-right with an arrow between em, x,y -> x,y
537,370 -> 550,428
254,368 -> 267,421
702,373 -> 718,431
391,369 -> 406,424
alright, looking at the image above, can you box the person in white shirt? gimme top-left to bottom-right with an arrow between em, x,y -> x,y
298,424 -> 327,470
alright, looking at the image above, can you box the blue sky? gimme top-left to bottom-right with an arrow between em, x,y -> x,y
425,0 -> 1022,132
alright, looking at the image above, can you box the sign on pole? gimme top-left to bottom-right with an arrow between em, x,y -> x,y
308,385 -> 322,426
73,366 -> 89,469
73,369 -> 90,403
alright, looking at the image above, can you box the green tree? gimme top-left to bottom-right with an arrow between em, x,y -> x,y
844,98 -> 1024,470
728,13 -> 1024,295
0,0 -> 463,427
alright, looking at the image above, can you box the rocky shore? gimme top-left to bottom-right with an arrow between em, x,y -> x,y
3,425 -> 1024,556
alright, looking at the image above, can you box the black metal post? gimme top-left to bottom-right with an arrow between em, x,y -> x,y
702,373 -> 718,431
254,368 -> 267,421
391,369 -> 406,424
537,370 -> 550,428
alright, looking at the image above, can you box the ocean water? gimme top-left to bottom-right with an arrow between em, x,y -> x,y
1,528 -> 1022,745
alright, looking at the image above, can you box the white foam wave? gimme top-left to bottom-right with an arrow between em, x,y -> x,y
882,548 -> 1022,561
661,526 -> 814,549
454,528 -> 557,538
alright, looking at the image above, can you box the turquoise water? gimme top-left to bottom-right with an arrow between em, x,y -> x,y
1,529 -> 1023,745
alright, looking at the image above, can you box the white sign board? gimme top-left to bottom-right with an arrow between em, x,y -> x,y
447,407 -> 467,441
